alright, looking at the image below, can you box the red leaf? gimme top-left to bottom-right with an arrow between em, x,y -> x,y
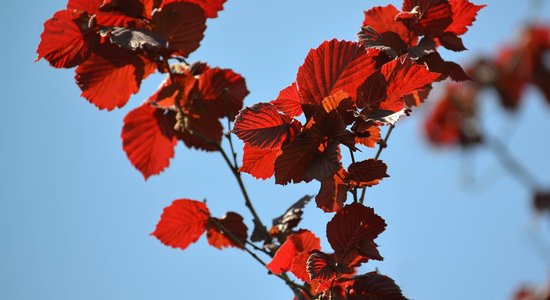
296,39 -> 377,105
355,122 -> 381,148
161,0 -> 226,18
239,144 -> 281,179
438,32 -> 467,51
199,67 -> 249,120
151,2 -> 207,57
348,159 -> 389,188
122,104 -> 177,179
315,168 -> 349,213
271,83 -> 303,118
179,114 -> 224,151
274,129 -> 330,185
347,272 -> 408,300
359,5 -> 417,54
207,212 -> 248,250
267,230 -> 321,275
75,43 -> 156,110
68,0 -> 143,27
36,9 -> 98,68
381,57 -> 441,109
326,203 -> 386,267
307,251 -> 338,282
233,103 -> 292,150
446,0 -> 486,36
152,199 -> 210,250
270,196 -> 312,240
399,0 -> 453,37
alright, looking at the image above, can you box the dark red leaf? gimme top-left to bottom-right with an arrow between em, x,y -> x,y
438,32 -> 467,51
307,251 -> 338,282
271,83 -> 303,118
122,104 -> 178,179
446,0 -> 486,36
347,272 -> 408,300
421,52 -> 471,81
233,103 -> 293,150
151,2 -> 207,57
267,230 -> 321,275
152,199 -> 210,250
274,129 -> 324,185
198,67 -> 249,120
161,0 -> 226,18
36,9 -> 98,68
354,122 -> 381,148
348,159 -> 389,188
296,39 -> 377,105
399,0 -> 453,37
326,203 -> 386,267
100,26 -> 168,51
207,212 -> 248,249
178,114 -> 223,151
316,168 -> 350,213
270,195 -> 312,240
68,0 -> 143,27
239,144 -> 280,180
75,43 -> 156,110
358,5 -> 417,55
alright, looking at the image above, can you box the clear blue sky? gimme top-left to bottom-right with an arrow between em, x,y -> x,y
1,0 -> 549,299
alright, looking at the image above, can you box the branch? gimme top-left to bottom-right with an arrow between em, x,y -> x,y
485,137 -> 539,191
349,148 -> 359,203
208,217 -> 310,298
360,124 -> 395,203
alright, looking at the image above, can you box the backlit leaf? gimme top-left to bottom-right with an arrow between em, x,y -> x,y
267,230 -> 321,275
151,2 -> 207,57
348,159 -> 389,188
446,0 -> 487,36
75,43 -> 156,110
37,9 -> 98,68
152,199 -> 210,250
271,83 -> 303,118
233,103 -> 292,150
122,104 -> 178,179
296,39 -> 377,105
239,144 -> 280,179
207,212 -> 248,249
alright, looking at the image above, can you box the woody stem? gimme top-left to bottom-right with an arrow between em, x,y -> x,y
360,124 -> 395,203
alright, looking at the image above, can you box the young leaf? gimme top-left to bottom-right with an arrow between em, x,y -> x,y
121,104 -> 178,179
271,83 -> 303,118
152,199 -> 210,250
267,230 -> 320,275
358,5 -> 417,56
348,159 -> 389,188
446,0 -> 487,36
399,0 -> 453,37
207,212 -> 248,249
306,251 -> 338,282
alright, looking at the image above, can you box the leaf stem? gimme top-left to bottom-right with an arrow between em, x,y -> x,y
360,124 -> 395,203
349,148 -> 359,203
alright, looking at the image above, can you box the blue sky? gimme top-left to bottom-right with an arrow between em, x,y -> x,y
1,0 -> 550,299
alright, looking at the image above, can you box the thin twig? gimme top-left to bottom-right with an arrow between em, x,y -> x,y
349,148 -> 358,203
360,124 -> 395,203
217,145 -> 270,242
226,118 -> 240,168
208,217 -> 309,297
485,137 -> 539,191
